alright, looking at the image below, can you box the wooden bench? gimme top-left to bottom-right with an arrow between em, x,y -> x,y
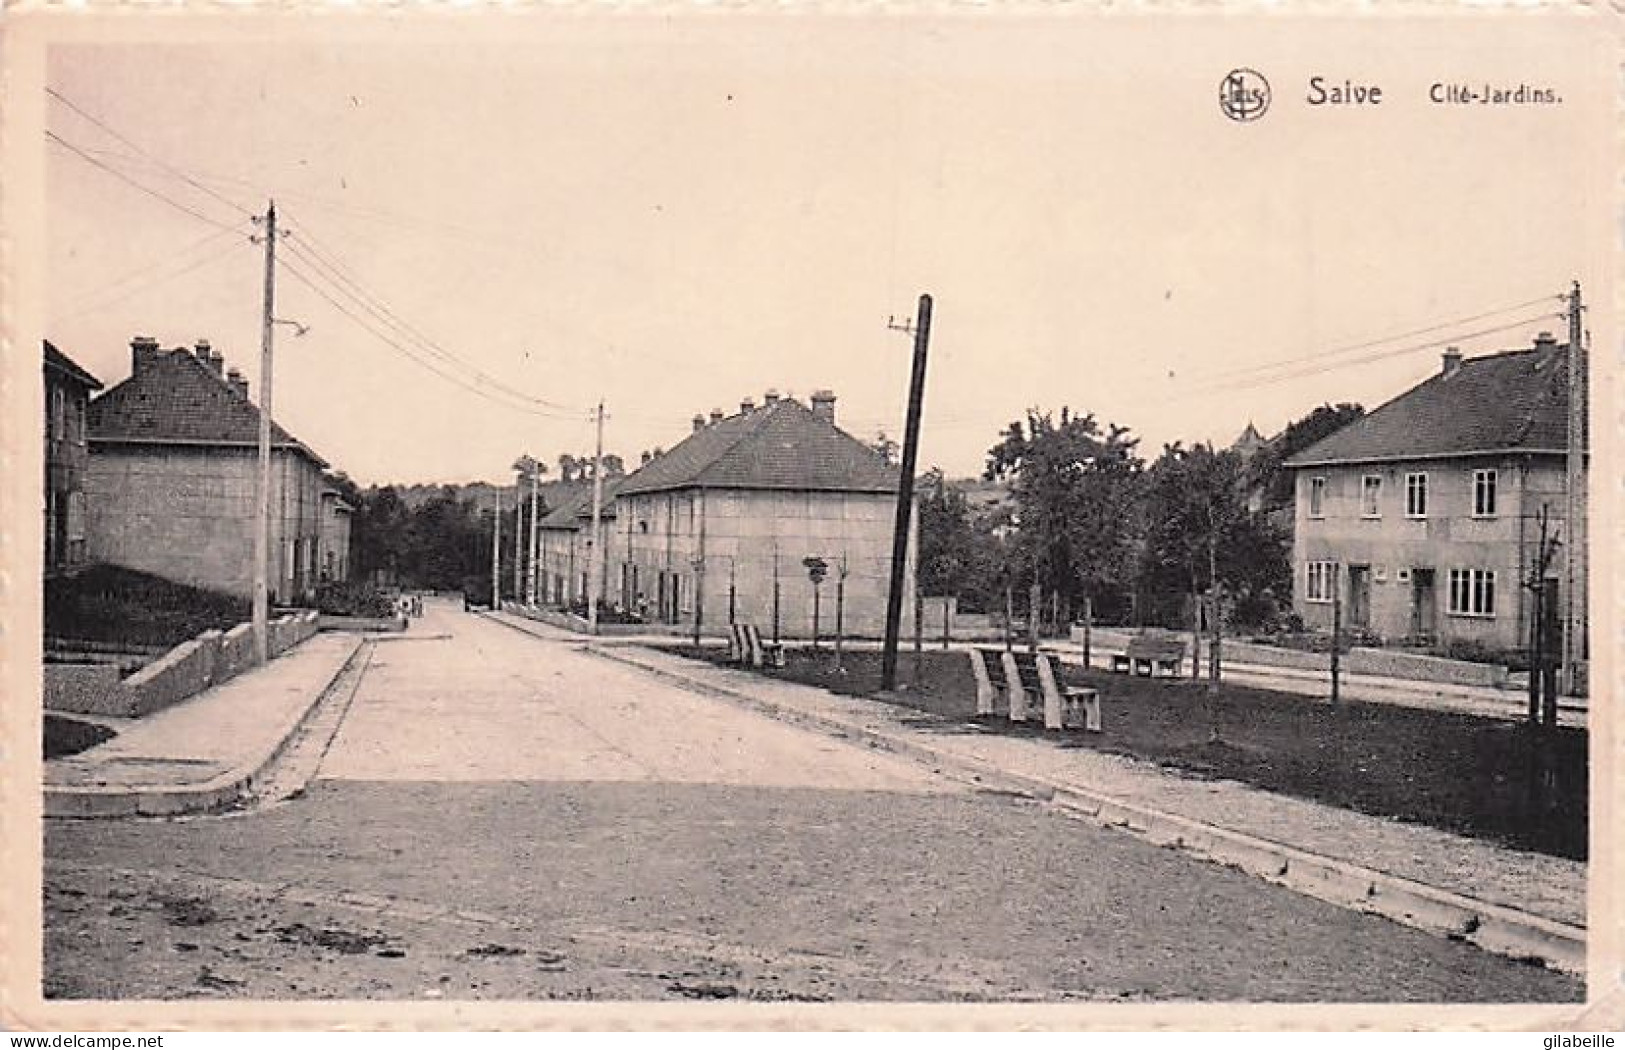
970,648 -> 1100,732
1111,633 -> 1185,678
728,623 -> 785,669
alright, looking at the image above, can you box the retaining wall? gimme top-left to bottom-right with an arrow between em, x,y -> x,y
44,609 -> 322,719
1068,625 -> 1508,688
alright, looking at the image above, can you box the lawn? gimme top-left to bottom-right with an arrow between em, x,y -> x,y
45,564 -> 251,650
674,644 -> 1587,861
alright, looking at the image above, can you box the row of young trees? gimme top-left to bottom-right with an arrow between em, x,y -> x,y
916,403 -> 1364,633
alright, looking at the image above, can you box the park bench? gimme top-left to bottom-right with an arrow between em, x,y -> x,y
1111,633 -> 1186,678
970,647 -> 1101,732
728,623 -> 785,669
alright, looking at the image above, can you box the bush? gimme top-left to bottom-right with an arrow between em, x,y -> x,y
1433,638 -> 1528,672
45,564 -> 249,649
314,581 -> 396,618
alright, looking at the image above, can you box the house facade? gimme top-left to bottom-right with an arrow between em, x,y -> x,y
611,390 -> 917,637
43,341 -> 103,573
85,335 -> 336,603
318,482 -> 354,584
1286,335 -> 1586,657
537,479 -> 622,608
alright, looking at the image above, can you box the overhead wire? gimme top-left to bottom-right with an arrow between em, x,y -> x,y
46,129 -> 243,234
47,87 -> 256,220
52,222 -> 254,321
274,253 -> 583,421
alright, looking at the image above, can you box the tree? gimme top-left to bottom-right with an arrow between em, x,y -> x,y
983,407 -> 1145,626
915,469 -> 1003,610
1246,402 -> 1365,510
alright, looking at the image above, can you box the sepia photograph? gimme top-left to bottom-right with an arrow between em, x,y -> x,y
1,4 -> 1617,1031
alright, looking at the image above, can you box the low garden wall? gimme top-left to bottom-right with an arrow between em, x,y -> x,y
44,609 -> 321,719
1067,625 -> 1509,688
318,614 -> 407,632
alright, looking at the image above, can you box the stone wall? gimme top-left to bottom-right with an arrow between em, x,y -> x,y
1068,625 -> 1507,687
44,610 -> 321,718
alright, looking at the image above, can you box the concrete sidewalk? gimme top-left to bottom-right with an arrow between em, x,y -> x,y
45,632 -> 366,818
587,642 -> 1587,974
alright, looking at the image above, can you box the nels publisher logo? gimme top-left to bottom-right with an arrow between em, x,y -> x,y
1220,68 -> 1270,122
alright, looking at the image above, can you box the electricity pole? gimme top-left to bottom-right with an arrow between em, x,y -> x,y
490,487 -> 502,610
881,294 -> 932,691
1562,281 -> 1586,696
252,201 -> 277,664
588,400 -> 606,633
527,466 -> 541,605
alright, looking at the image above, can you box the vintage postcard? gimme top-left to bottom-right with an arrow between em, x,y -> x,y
0,3 -> 1618,1033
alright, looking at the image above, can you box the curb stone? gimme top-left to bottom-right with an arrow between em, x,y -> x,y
44,636 -> 369,820
586,644 -> 1586,977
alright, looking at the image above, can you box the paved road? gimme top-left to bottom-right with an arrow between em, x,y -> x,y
44,600 -> 1582,1003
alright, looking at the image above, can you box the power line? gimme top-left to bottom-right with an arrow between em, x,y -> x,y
277,214 -> 575,412
274,253 -> 581,421
47,87 -> 254,220
46,129 -> 243,234
1183,294 -> 1564,386
1194,312 -> 1565,394
52,228 -> 253,322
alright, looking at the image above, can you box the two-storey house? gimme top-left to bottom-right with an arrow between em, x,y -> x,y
1285,334 -> 1585,656
85,335 -> 337,603
43,341 -> 103,573
611,390 -> 916,637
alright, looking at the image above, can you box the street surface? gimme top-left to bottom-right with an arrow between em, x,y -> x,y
44,600 -> 1582,1002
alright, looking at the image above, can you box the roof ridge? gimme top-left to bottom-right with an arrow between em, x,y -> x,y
689,398 -> 795,487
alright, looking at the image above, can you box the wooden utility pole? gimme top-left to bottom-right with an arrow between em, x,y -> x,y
881,294 -> 932,692
491,487 -> 502,610
512,467 -> 525,601
1330,563 -> 1343,705
1562,281 -> 1586,696
252,201 -> 277,664
527,467 -> 541,605
588,400 -> 606,633
834,556 -> 847,671
1207,525 -> 1222,691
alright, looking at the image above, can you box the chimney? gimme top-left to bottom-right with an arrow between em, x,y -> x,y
130,334 -> 160,375
692,413 -> 706,433
740,397 -> 756,414
1441,346 -> 1463,377
640,451 -> 652,467
810,389 -> 836,424
196,339 -> 223,374
709,407 -> 724,425
763,388 -> 780,405
1534,330 -> 1559,354
226,367 -> 248,399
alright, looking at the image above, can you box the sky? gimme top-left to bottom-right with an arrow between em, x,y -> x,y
34,13 -> 1611,487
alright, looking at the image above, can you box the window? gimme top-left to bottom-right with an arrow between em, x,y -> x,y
1405,472 -> 1428,518
1448,568 -> 1496,617
1361,475 -> 1382,518
1473,469 -> 1498,517
1305,561 -> 1336,603
1308,477 -> 1327,519
50,386 -> 65,442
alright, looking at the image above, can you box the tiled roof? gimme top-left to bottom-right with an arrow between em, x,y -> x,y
88,346 -> 329,468
44,340 -> 103,390
538,478 -> 622,530
1285,347 -> 1583,467
617,398 -> 899,496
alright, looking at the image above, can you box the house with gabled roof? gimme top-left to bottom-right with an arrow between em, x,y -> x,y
611,389 -> 916,637
44,341 -> 103,573
84,335 -> 341,602
1284,333 -> 1586,659
536,476 -> 623,608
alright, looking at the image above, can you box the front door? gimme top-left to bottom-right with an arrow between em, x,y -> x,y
1411,568 -> 1437,641
1347,565 -> 1371,629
